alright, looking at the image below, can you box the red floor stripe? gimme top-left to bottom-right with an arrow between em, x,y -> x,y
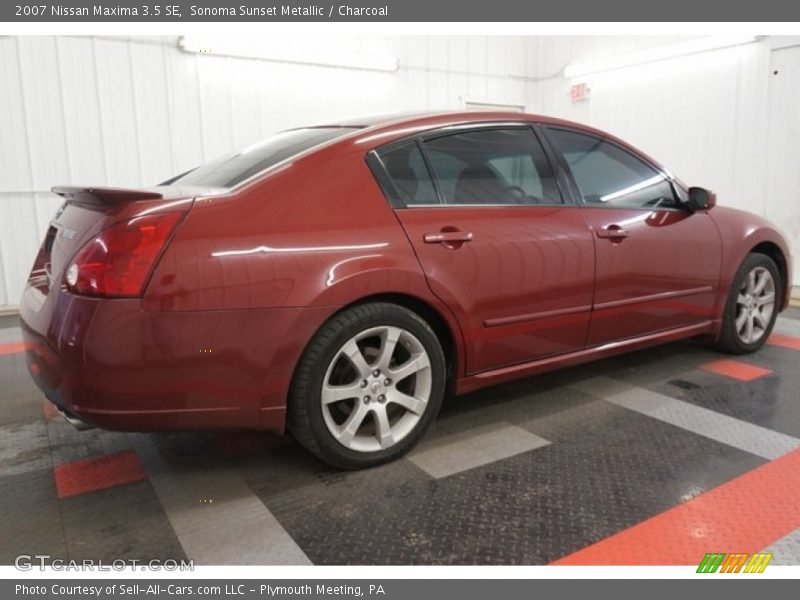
54,450 -> 146,498
552,448 -> 800,565
768,333 -> 800,351
700,358 -> 773,381
0,342 -> 31,356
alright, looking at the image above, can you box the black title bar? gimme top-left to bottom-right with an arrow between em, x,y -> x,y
4,0 -> 800,22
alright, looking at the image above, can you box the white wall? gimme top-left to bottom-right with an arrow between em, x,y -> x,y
764,43 -> 800,287
0,35 -> 534,192
0,35 -> 798,308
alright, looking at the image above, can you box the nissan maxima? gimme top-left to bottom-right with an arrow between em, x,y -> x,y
20,112 -> 792,468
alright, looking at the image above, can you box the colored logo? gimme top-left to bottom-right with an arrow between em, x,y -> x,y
697,552 -> 773,573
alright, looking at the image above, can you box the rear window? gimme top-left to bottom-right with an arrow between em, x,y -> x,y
165,127 -> 358,188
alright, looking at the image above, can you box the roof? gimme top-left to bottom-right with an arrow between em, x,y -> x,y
317,110 -> 618,145
324,110 -> 561,129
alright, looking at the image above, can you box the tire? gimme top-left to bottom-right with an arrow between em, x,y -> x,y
288,302 -> 447,469
712,253 -> 782,354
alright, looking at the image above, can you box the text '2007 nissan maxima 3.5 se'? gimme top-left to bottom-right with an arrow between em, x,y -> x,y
20,112 -> 792,469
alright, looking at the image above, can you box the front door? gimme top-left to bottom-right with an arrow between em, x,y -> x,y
372,126 -> 595,374
545,127 -> 723,346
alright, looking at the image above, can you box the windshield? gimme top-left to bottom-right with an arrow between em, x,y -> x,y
165,127 -> 358,188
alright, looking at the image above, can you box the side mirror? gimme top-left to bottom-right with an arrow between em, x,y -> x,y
687,187 -> 717,211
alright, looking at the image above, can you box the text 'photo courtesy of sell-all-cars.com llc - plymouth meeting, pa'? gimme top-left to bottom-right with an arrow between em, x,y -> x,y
20,110 -> 791,470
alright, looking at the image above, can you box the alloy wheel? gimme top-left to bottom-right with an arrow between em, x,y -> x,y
735,266 -> 776,344
321,325 -> 432,453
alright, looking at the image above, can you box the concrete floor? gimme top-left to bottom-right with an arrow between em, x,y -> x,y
1,309 -> 800,565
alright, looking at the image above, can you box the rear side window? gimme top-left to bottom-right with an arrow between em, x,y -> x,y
375,142 -> 438,205
547,128 -> 678,209
373,127 -> 562,207
165,127 -> 357,188
423,128 -> 561,205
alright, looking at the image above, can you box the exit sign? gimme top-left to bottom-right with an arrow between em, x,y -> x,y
570,83 -> 591,102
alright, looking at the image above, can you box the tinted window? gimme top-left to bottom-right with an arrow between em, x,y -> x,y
166,127 -> 357,188
423,129 -> 561,205
548,128 -> 677,209
376,142 -> 437,205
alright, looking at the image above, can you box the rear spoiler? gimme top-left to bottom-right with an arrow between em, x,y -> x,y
52,186 -> 164,207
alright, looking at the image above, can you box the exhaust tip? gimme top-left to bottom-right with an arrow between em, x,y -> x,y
56,405 -> 94,431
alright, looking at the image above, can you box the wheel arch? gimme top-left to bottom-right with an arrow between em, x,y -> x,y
750,241 -> 790,310
346,292 -> 461,385
286,291 -> 464,413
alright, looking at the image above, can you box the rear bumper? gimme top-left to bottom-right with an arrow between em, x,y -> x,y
20,284 -> 335,433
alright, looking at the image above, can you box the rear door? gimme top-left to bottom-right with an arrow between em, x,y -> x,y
544,127 -> 723,346
370,126 -> 595,374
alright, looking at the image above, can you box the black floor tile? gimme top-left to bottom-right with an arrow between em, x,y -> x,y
0,468 -> 67,563
59,480 -> 187,562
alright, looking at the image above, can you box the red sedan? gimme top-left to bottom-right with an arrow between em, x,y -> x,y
20,111 -> 792,469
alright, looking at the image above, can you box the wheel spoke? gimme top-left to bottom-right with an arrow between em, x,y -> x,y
373,405 -> 394,449
753,309 -> 768,329
753,270 -> 769,295
389,353 -> 430,383
374,326 -> 402,370
745,314 -> 755,343
388,389 -> 427,415
341,339 -> 371,377
735,309 -> 748,332
336,403 -> 368,447
321,382 -> 363,405
747,270 -> 757,294
756,292 -> 775,306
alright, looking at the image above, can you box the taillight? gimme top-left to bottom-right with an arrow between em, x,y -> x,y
65,212 -> 182,297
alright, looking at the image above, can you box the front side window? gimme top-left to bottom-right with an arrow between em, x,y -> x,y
547,128 -> 678,209
423,128 -> 561,205
164,127 -> 358,188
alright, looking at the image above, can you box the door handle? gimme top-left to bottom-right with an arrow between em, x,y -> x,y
423,231 -> 474,244
595,225 -> 630,240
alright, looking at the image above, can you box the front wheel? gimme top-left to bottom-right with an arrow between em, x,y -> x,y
712,253 -> 782,354
288,302 -> 446,469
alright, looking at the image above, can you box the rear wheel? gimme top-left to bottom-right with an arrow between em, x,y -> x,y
288,302 -> 446,469
712,253 -> 781,354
